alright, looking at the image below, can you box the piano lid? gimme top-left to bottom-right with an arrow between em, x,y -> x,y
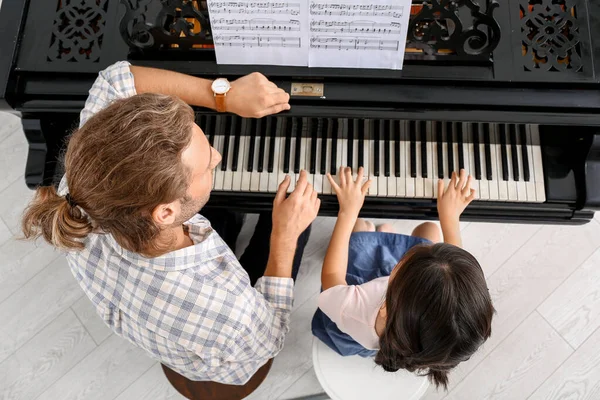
9,0 -> 600,83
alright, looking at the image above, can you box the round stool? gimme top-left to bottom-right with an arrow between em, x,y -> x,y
312,339 -> 429,400
161,358 -> 273,400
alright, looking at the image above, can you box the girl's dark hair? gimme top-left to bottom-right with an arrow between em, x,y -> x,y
374,243 -> 494,390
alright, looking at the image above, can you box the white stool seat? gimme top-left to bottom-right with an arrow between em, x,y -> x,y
312,339 -> 429,400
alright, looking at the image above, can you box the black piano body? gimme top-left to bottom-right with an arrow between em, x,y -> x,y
1,0 -> 599,224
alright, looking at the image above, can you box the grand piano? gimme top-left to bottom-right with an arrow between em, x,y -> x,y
1,0 -> 599,224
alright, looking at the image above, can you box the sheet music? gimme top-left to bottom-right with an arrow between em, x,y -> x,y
207,0 -> 411,69
308,1 -> 411,69
208,1 -> 309,66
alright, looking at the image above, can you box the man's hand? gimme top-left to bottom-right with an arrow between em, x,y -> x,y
327,166 -> 371,217
272,171 -> 320,242
227,73 -> 290,118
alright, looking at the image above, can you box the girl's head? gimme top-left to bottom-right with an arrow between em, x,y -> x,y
374,243 -> 494,390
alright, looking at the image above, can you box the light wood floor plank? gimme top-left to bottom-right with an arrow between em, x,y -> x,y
114,363 -> 186,400
71,296 -> 113,346
279,368 -> 323,400
538,247 -> 600,349
529,325 -> 600,400
461,222 -> 542,277
0,237 -> 62,304
0,112 -> 22,145
37,334 -> 155,400
0,129 -> 29,194
0,256 -> 82,364
246,292 -> 320,400
0,217 -> 11,247
446,312 -> 572,400
0,176 -> 35,235
0,309 -> 96,400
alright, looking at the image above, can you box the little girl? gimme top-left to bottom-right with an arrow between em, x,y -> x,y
312,167 -> 495,389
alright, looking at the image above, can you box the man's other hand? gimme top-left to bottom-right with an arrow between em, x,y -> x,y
272,171 -> 320,242
228,72 -> 291,118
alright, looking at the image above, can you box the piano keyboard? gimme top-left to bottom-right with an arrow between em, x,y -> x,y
199,115 -> 546,203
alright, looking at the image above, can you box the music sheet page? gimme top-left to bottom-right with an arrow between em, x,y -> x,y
207,1 -> 309,66
308,0 -> 411,69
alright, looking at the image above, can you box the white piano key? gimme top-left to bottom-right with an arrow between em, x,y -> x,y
242,134 -> 253,192
268,134 -> 281,193
505,129 -> 519,201
353,137 -> 359,176
496,124 -> 509,201
258,133 -> 270,193
385,125 -> 396,198
525,126 -> 537,202
322,137 -> 333,194
442,122 -> 449,180
466,123 -> 479,200
234,135 -> 247,192
313,134 -> 323,193
477,124 -> 490,200
377,135 -> 386,197
299,131 -> 308,186
362,121 -> 370,191
530,125 -> 546,202
488,124 -> 500,201
415,135 -> 424,198
432,123 -> 439,198
405,121 -> 415,198
515,127 -> 527,202
425,122 -> 434,199
288,134 -> 296,193
305,133 -> 315,189
213,134 -> 224,190
250,134 -> 261,192
222,134 -> 236,191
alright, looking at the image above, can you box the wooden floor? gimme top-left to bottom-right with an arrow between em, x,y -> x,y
1,111 -> 600,400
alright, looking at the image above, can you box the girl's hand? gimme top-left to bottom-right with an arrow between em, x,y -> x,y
327,166 -> 371,216
437,169 -> 476,224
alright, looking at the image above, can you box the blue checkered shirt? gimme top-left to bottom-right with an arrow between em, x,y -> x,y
58,61 -> 294,384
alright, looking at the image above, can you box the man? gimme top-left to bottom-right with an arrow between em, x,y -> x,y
21,61 -> 320,384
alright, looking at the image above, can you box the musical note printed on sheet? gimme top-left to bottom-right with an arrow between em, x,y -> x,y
207,0 -> 411,69
308,1 -> 410,69
208,1 -> 309,66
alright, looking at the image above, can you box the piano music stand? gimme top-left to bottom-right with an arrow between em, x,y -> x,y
289,339 -> 429,400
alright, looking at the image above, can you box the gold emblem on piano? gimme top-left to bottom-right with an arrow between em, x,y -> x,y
291,83 -> 324,97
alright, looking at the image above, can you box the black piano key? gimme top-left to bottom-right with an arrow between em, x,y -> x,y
410,121 -> 417,178
320,119 -> 328,175
358,120 -> 365,168
247,119 -> 257,172
267,117 -> 277,173
373,120 -> 380,177
394,120 -> 401,177
384,120 -> 391,177
294,118 -> 303,174
446,122 -> 454,175
231,117 -> 242,172
473,123 -> 482,180
331,119 -> 338,174
283,118 -> 293,174
347,119 -> 354,169
484,124 -> 492,180
420,121 -> 428,178
510,124 -> 520,181
198,114 -> 206,131
457,123 -> 465,170
309,118 -> 318,174
499,124 -> 509,181
220,116 -> 234,171
520,124 -> 530,182
257,119 -> 266,173
436,121 -> 443,179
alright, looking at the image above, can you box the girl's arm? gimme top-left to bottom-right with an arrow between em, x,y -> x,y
321,167 -> 371,291
437,169 -> 476,247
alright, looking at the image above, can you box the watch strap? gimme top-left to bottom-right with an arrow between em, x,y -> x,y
215,93 -> 226,112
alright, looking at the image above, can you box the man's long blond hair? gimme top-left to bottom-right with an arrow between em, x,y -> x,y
22,93 -> 195,256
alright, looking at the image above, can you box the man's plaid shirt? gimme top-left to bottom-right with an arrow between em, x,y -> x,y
58,61 -> 294,384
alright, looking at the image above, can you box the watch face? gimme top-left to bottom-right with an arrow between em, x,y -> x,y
212,79 -> 230,94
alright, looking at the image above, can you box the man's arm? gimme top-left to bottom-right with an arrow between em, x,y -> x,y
129,66 -> 290,118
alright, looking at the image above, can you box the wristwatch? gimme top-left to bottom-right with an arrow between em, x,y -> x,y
211,78 -> 231,112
